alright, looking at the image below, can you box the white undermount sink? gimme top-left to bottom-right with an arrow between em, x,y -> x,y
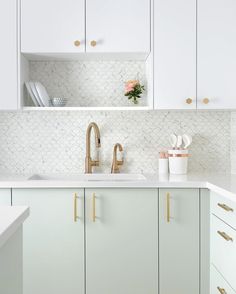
27,173 -> 147,182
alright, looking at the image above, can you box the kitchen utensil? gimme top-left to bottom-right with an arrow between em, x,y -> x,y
34,82 -> 50,107
51,97 -> 67,107
25,82 -> 39,106
29,82 -> 44,106
182,134 -> 192,149
176,135 -> 183,149
169,134 -> 177,149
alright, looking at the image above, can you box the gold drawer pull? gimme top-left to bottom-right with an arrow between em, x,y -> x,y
217,231 -> 233,242
203,98 -> 210,104
186,98 -> 193,104
74,40 -> 81,47
90,40 -> 97,47
217,286 -> 227,294
166,193 -> 170,223
73,193 -> 79,222
218,203 -> 234,212
92,193 -> 96,222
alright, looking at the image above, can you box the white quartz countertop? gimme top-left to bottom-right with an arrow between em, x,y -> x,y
0,173 -> 236,202
0,206 -> 29,249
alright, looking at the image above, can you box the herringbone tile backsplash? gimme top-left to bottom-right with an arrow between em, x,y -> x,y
0,110 -> 231,175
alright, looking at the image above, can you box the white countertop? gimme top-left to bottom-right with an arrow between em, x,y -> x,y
0,173 -> 235,202
0,206 -> 29,249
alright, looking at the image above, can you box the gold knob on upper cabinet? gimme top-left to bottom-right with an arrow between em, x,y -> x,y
203,98 -> 210,104
186,98 -> 193,104
74,40 -> 81,47
90,40 -> 97,47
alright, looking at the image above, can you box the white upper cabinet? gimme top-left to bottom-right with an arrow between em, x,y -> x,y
21,0 -> 150,55
21,0 -> 85,53
154,0 -> 196,109
86,0 -> 151,54
0,0 -> 18,110
198,0 -> 236,109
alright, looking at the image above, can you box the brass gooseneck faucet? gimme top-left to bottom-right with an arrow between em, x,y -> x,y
111,143 -> 124,173
85,122 -> 101,173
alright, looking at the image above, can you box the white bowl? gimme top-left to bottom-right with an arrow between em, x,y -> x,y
51,97 -> 67,107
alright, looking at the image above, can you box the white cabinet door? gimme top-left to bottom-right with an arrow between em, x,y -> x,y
154,0 -> 196,109
0,189 -> 11,205
198,0 -> 236,109
0,0 -> 18,110
86,0 -> 150,53
21,0 -> 85,53
159,189 -> 199,294
85,188 -> 158,294
12,188 -> 84,294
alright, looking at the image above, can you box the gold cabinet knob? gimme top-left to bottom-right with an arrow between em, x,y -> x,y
203,98 -> 210,104
74,40 -> 81,47
90,40 -> 97,47
186,98 -> 193,104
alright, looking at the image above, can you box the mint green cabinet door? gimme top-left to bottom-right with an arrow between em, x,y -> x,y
12,188 -> 84,294
159,189 -> 200,294
85,188 -> 158,294
0,189 -> 11,205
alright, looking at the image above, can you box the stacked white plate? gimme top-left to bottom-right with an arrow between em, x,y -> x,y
25,81 -> 50,107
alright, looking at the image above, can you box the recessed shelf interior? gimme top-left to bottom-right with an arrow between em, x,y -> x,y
20,53 -> 153,109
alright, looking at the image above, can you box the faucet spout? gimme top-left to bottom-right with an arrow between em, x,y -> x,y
85,122 -> 101,174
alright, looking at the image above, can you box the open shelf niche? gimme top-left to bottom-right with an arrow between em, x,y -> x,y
20,53 -> 153,110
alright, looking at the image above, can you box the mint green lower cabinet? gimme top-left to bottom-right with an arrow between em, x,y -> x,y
12,188 -> 84,294
159,189 -> 200,294
0,189 -> 11,205
85,188 -> 158,294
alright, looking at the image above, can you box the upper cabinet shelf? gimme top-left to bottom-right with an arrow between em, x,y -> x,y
21,0 -> 151,59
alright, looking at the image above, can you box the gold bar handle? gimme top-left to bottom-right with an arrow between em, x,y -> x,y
92,193 -> 96,222
218,203 -> 234,212
74,193 -> 79,222
217,287 -> 227,294
166,193 -> 170,223
217,231 -> 233,242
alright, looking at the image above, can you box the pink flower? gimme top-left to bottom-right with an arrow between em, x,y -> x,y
125,80 -> 140,93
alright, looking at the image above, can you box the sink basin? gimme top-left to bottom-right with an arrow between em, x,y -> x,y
27,173 -> 147,182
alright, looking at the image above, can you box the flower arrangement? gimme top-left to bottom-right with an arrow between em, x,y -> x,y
124,80 -> 145,104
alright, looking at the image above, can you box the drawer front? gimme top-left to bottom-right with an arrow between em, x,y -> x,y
211,191 -> 236,230
211,265 -> 236,294
211,215 -> 236,291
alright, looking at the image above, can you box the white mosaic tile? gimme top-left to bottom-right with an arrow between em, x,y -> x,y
29,61 -> 147,107
0,110 -> 231,175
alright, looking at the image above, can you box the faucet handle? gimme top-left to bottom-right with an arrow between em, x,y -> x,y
111,143 -> 124,173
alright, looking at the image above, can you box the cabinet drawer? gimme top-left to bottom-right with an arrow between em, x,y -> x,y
211,191 -> 236,229
211,215 -> 236,291
211,265 -> 236,294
